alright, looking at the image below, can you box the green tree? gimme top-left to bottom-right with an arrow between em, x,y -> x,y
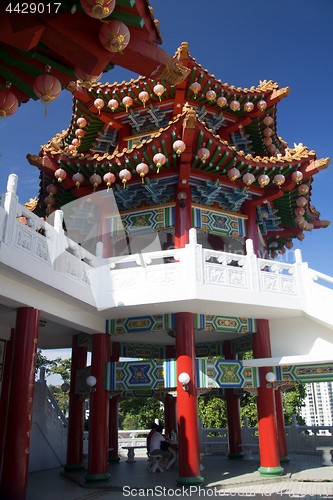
49,357 -> 72,383
283,384 -> 306,425
49,385 -> 70,416
119,397 -> 164,430
35,349 -> 61,378
198,394 -> 227,429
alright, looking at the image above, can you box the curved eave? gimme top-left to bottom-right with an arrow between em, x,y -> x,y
35,107 -> 320,212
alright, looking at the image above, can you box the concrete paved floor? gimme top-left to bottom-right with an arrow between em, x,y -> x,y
26,451 -> 333,499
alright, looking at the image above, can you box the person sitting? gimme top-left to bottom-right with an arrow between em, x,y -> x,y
147,423 -> 158,455
149,424 -> 171,470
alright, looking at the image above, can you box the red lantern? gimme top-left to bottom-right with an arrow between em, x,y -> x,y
230,100 -> 240,111
257,100 -> 267,111
90,173 -> 102,192
119,168 -> 131,188
263,116 -> 274,126
228,167 -> 240,182
44,196 -> 55,207
33,74 -> 61,117
0,90 -> 18,119
74,67 -> 102,88
108,99 -> 119,111
243,173 -> 255,187
153,84 -> 165,101
46,184 -> 57,196
103,172 -> 116,191
122,96 -> 133,112
72,138 -> 81,148
264,127 -> 273,137
295,215 -> 305,225
258,174 -> 270,187
72,172 -> 84,188
295,207 -> 305,216
68,145 -> 76,153
206,90 -> 216,102
80,0 -> 115,20
75,128 -> 86,140
285,241 -> 294,249
278,247 -> 286,255
298,184 -> 309,196
297,232 -> 305,241
46,206 -> 55,216
136,163 -> 149,183
217,96 -> 227,107
198,148 -> 210,162
268,144 -> 277,155
292,170 -> 303,184
138,91 -> 149,107
271,251 -> 278,259
153,153 -> 166,173
94,98 -> 104,114
99,20 -> 130,53
244,102 -> 254,112
274,174 -> 285,188
173,140 -> 186,155
296,197 -> 307,207
263,136 -> 272,146
54,168 -> 67,183
190,82 -> 201,98
77,117 -> 87,128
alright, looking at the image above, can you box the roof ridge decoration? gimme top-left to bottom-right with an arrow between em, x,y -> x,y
315,158 -> 330,171
174,43 -> 287,96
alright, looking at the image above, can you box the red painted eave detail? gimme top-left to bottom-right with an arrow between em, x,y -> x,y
0,12 -> 45,51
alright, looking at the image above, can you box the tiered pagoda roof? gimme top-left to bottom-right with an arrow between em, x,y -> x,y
0,1 -> 189,105
27,42 -> 330,252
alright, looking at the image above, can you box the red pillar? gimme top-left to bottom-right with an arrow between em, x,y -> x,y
85,333 -> 110,483
0,329 -> 15,473
245,205 -> 283,477
165,345 -> 177,437
174,185 -> 202,485
252,319 -> 283,477
0,307 -> 40,500
64,335 -> 87,471
108,342 -> 120,462
224,340 -> 243,459
175,313 -> 202,485
275,387 -> 290,463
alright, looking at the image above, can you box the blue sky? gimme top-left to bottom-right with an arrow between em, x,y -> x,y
1,0 -> 332,282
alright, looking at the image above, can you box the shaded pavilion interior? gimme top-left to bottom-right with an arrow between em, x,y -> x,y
0,3 -> 331,497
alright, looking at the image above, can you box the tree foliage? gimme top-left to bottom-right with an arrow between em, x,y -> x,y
119,397 -> 164,430
35,349 -> 61,378
49,357 -> 72,383
49,385 -> 70,416
198,394 -> 227,429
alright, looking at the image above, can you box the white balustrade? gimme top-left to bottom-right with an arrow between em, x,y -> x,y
1,174 -> 333,325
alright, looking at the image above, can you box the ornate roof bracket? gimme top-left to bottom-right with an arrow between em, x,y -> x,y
155,53 -> 191,86
315,157 -> 330,172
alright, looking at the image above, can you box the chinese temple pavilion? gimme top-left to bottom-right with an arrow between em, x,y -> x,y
0,29 -> 332,500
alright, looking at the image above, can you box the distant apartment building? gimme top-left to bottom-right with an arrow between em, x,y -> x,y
301,382 -> 333,426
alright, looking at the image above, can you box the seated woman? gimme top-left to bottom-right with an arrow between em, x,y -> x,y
149,424 -> 171,470
146,423 -> 158,454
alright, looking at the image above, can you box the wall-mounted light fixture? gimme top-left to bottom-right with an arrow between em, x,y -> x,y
178,372 -> 190,391
177,191 -> 187,208
86,375 -> 97,393
265,371 -> 276,389
61,382 -> 70,393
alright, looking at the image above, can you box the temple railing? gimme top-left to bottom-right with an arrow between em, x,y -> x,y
198,416 -> 333,455
1,174 -> 333,327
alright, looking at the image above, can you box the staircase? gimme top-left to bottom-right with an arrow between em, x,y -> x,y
29,378 -> 67,472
